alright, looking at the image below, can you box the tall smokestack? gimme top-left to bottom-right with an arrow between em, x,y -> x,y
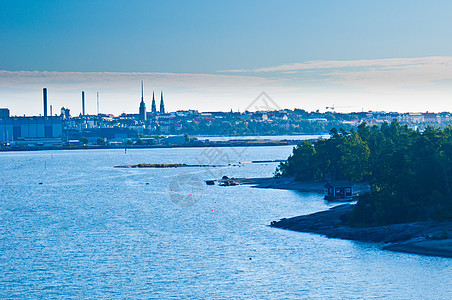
43,88 -> 48,117
82,91 -> 85,116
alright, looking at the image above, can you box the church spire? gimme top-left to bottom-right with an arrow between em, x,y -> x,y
141,80 -> 144,102
139,80 -> 146,121
160,91 -> 165,114
151,91 -> 156,113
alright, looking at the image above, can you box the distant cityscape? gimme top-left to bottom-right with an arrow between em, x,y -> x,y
1,83 -> 451,149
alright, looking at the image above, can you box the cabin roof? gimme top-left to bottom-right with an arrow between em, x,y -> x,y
324,181 -> 354,188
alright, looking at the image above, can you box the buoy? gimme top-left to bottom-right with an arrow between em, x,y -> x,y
39,182 -> 43,185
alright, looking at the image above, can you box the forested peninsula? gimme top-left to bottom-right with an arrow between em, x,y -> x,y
276,121 -> 452,226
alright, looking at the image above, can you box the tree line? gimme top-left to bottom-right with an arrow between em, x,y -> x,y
181,119 -> 354,136
276,121 -> 452,225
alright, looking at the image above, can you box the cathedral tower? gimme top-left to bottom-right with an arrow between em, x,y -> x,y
151,91 -> 157,113
139,81 -> 146,121
159,91 -> 165,114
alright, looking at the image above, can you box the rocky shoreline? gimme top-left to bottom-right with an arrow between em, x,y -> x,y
210,176 -> 452,257
270,204 -> 452,258
213,177 -> 326,192
218,176 -> 370,195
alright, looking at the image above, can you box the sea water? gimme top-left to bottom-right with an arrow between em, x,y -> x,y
0,146 -> 451,299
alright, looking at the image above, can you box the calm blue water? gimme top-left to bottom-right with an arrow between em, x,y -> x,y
0,146 -> 451,299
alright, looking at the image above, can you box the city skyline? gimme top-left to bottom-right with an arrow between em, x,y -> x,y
1,1 -> 452,115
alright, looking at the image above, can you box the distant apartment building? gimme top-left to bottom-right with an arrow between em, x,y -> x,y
378,113 -> 399,123
400,113 -> 424,123
438,114 -> 451,123
422,112 -> 438,123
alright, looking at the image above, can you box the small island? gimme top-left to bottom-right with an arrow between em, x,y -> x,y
271,121 -> 452,257
115,163 -> 229,168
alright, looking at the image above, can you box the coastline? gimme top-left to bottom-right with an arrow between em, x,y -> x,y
226,177 -> 452,258
221,176 -> 372,194
0,140 -> 302,153
270,204 -> 452,258
219,177 -> 326,192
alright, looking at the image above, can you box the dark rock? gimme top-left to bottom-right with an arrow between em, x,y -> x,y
270,204 -> 452,257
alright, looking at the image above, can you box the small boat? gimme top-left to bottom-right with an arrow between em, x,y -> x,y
219,179 -> 237,186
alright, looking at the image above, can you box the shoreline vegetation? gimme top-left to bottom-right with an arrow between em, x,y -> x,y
275,121 -> 452,226
257,120 -> 452,258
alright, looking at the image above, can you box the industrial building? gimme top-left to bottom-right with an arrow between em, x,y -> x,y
0,116 -> 63,143
0,89 -> 63,144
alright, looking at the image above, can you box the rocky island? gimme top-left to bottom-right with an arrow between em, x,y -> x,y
270,204 -> 452,257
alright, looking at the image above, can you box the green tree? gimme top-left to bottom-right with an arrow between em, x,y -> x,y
80,137 -> 89,145
277,141 -> 317,181
338,130 -> 370,181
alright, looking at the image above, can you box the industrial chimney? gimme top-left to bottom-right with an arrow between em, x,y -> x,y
82,91 -> 85,116
43,88 -> 48,117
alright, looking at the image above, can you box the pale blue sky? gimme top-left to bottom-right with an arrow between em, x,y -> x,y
1,0 -> 452,115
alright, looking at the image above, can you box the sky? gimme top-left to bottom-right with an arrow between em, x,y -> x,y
1,0 -> 452,116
